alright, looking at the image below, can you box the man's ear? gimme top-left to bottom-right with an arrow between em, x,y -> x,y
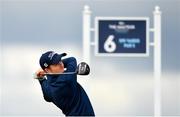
44,68 -> 49,73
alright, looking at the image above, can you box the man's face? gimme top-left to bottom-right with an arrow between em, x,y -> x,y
45,62 -> 64,73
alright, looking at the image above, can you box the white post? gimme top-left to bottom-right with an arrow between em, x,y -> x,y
153,6 -> 162,117
83,5 -> 91,65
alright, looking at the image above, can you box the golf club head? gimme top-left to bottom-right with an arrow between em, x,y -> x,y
76,62 -> 90,75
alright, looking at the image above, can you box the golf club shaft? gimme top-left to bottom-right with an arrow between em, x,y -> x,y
44,72 -> 76,75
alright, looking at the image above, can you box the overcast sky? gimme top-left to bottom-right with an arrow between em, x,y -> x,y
0,0 -> 179,116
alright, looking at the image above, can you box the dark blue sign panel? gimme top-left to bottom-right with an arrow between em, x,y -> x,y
95,18 -> 149,56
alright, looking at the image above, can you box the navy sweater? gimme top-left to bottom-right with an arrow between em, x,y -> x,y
39,57 -> 95,116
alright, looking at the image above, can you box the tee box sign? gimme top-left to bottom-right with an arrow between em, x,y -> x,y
95,17 -> 150,57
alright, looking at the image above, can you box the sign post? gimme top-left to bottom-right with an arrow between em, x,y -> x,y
153,6 -> 162,116
83,5 -> 91,65
82,5 -> 162,116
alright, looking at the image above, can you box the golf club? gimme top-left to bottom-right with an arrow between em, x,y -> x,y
34,62 -> 90,79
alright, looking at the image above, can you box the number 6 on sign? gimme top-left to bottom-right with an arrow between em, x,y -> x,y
104,35 -> 116,52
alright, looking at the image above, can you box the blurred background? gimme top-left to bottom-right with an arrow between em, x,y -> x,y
0,0 -> 179,116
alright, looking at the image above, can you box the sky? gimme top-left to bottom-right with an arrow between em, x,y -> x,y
0,0 -> 180,116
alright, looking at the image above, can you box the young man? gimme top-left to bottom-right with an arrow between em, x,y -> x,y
35,51 -> 95,116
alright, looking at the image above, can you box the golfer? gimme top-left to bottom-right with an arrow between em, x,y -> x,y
35,51 -> 95,116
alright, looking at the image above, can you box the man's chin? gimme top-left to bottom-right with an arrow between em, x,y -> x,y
55,70 -> 64,74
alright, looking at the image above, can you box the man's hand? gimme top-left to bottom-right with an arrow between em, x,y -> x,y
34,69 -> 46,80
